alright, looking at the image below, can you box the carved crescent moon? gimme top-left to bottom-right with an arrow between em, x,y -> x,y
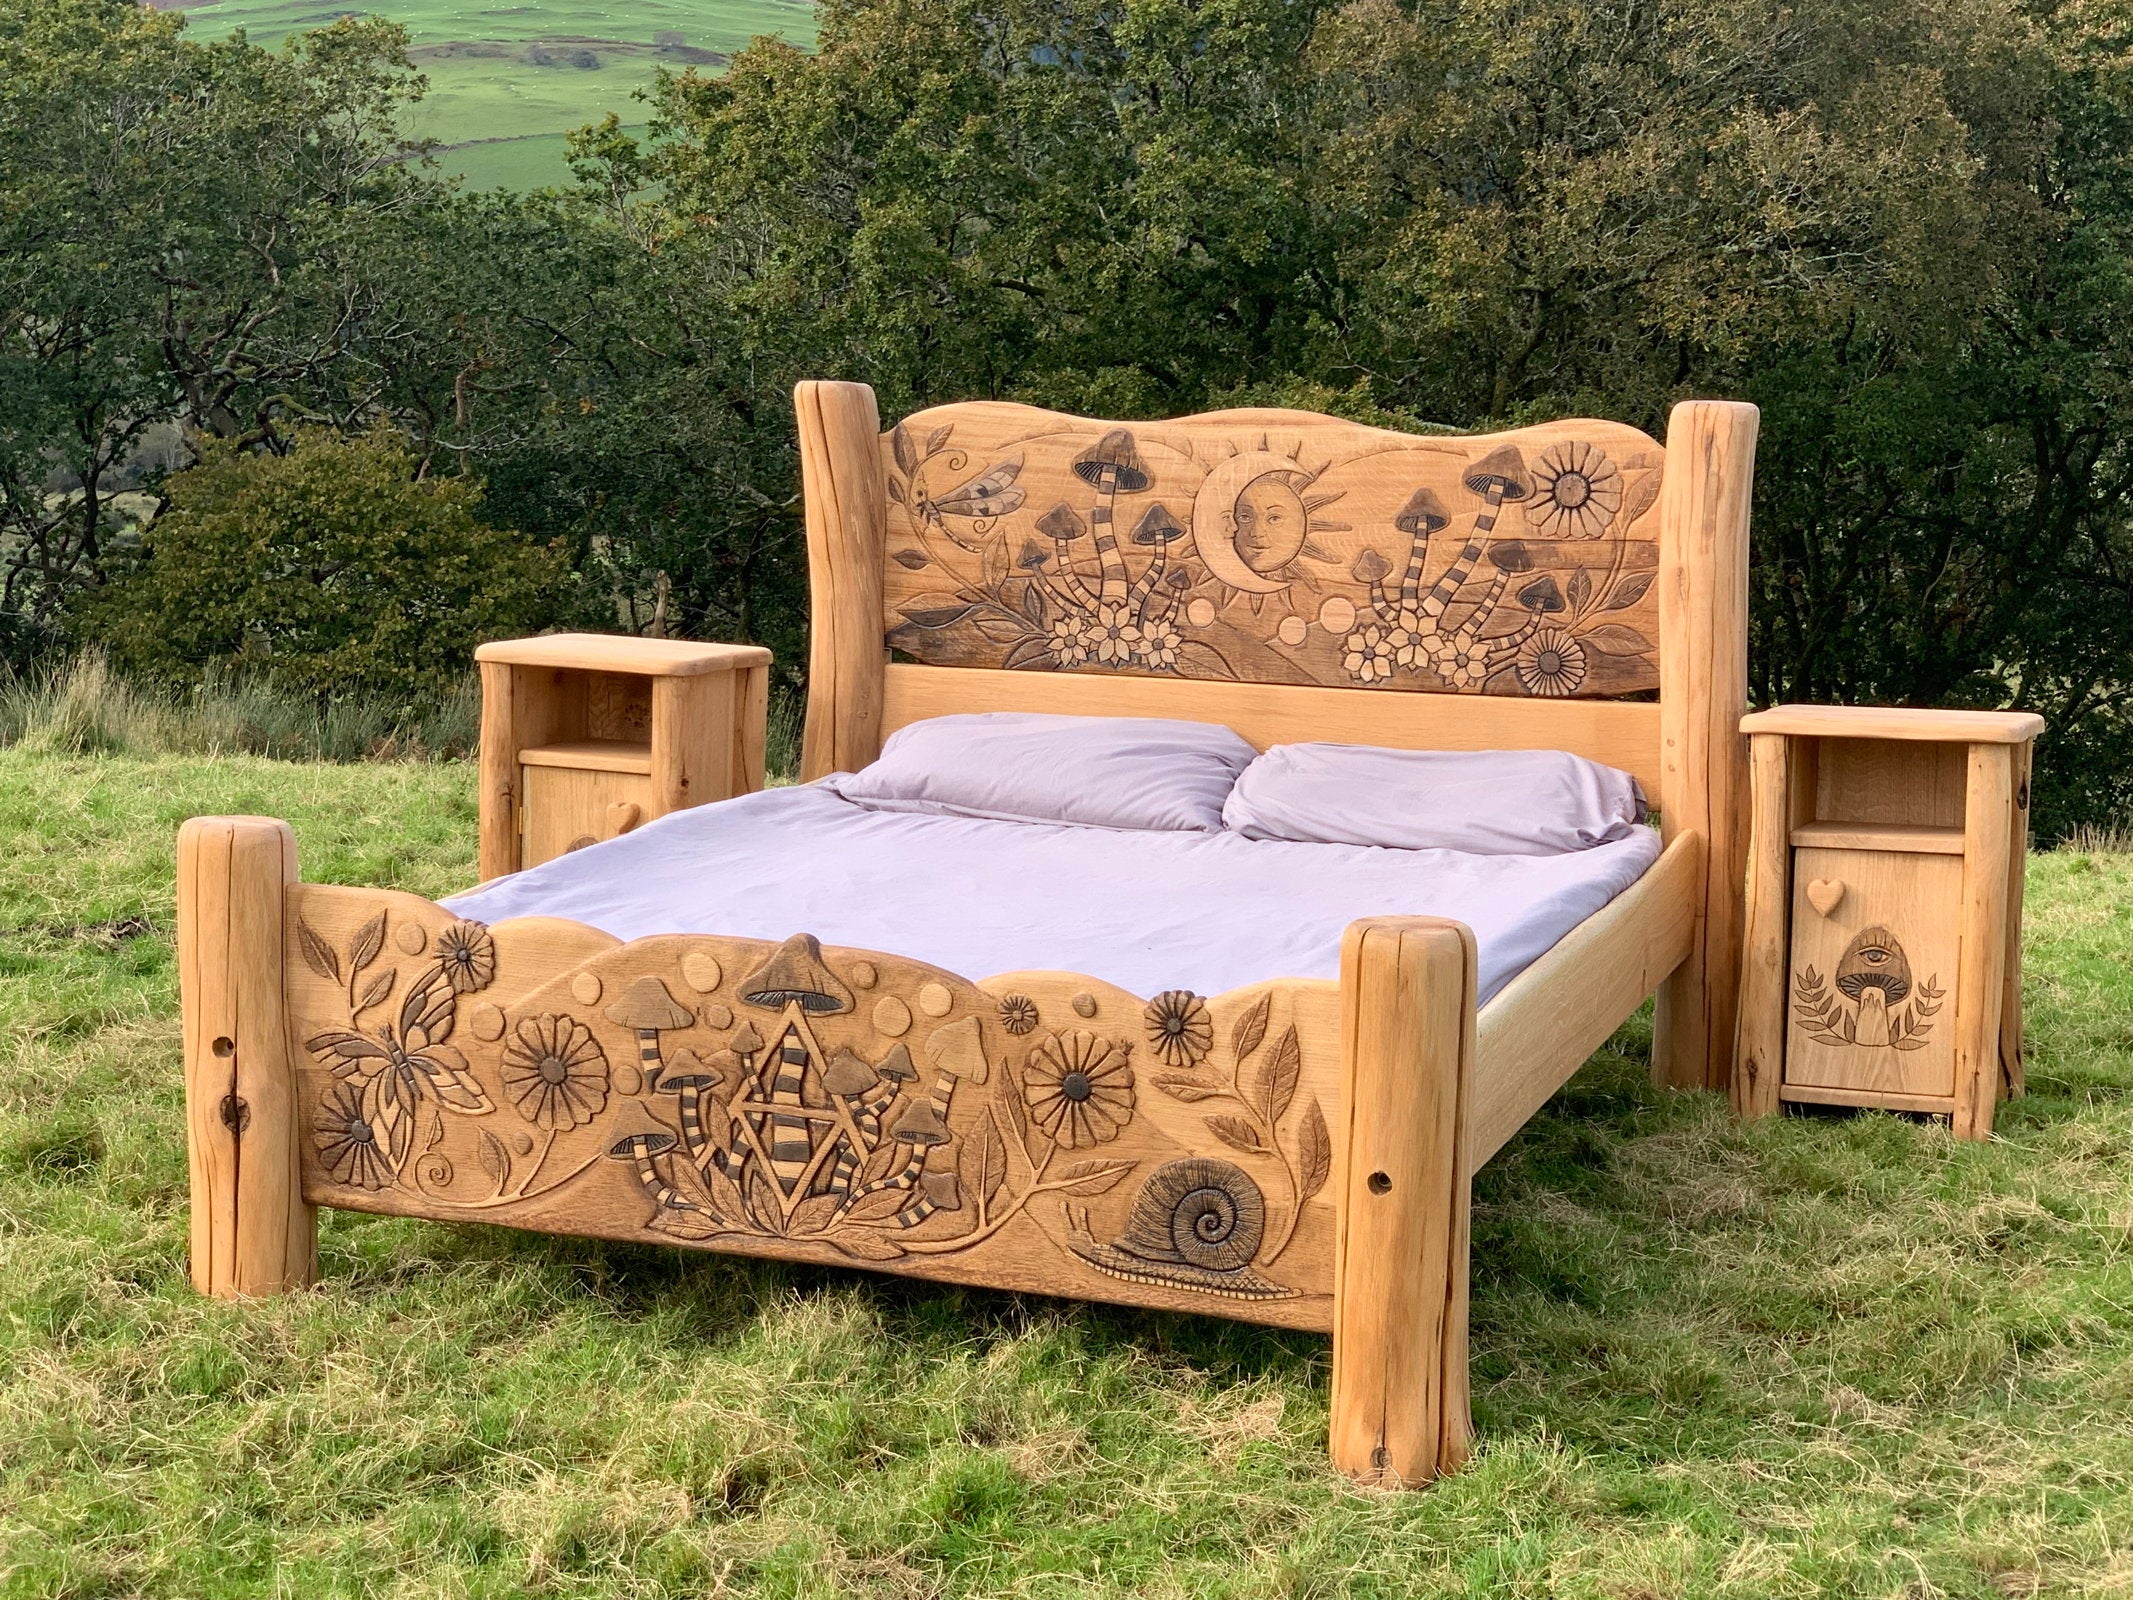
1189,451 -> 1309,595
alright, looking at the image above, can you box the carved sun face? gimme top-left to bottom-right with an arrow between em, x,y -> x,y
1189,446 -> 1350,613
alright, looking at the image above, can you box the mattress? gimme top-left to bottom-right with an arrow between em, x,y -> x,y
444,783 -> 1662,1005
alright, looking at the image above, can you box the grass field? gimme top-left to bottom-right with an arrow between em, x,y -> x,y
170,0 -> 816,189
2,740 -> 2131,1596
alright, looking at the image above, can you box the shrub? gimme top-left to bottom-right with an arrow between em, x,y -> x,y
96,429 -> 569,703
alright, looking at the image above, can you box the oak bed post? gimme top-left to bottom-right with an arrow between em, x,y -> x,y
796,380 -> 889,781
1653,400 -> 1758,1093
1331,915 -> 1478,1486
176,816 -> 316,1298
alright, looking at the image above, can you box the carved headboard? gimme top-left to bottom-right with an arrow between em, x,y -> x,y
792,381 -> 1756,1088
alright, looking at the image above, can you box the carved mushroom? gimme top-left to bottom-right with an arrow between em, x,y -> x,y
1490,572 -> 1567,660
605,976 -> 696,1092
739,934 -> 854,1015
1036,502 -> 1097,609
1352,546 -> 1394,617
1412,449 -> 1529,624
1125,503 -> 1187,616
1460,538 -> 1534,639
1390,485 -> 1451,615
896,1167 -> 964,1229
606,1114 -> 682,1209
656,1046 -> 725,1164
1071,430 -> 1150,603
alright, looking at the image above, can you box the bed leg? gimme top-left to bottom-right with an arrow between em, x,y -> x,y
1331,916 -> 1478,1487
177,817 -> 316,1298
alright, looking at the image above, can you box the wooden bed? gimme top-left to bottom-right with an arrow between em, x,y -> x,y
177,382 -> 1755,1487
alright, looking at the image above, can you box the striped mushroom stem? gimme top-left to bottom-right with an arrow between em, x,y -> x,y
1124,503 -> 1186,617
840,1092 -> 950,1210
657,1051 -> 723,1166
1389,486 -> 1450,613
736,934 -> 855,1199
1070,430 -> 1150,604
1034,505 -> 1099,612
1143,568 -> 1193,630
1352,547 -> 1394,622
895,1168 -> 963,1230
820,1046 -> 884,1198
1485,574 -> 1568,663
1418,446 -> 1531,621
1457,539 -> 1534,639
839,1016 -> 988,1212
763,1021 -> 817,1197
606,1125 -> 695,1211
604,976 -> 695,1093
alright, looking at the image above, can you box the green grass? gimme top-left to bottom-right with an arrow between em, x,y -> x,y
170,0 -> 816,190
3,745 -> 2132,1597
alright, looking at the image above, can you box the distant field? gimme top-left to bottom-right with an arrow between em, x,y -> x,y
169,1 -> 817,188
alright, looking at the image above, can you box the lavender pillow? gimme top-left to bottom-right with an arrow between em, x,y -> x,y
828,712 -> 1258,832
1223,743 -> 1647,855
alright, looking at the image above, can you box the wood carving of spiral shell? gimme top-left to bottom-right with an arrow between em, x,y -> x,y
1067,1157 -> 1298,1300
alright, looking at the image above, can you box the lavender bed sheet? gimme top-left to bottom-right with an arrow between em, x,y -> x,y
444,783 -> 1663,1005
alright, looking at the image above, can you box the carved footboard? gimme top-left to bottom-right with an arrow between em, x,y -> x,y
178,816 -> 1479,1485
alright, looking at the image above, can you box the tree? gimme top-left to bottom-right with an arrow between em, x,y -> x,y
94,428 -> 568,701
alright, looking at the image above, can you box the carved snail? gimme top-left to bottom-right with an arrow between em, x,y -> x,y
1068,1158 -> 1296,1300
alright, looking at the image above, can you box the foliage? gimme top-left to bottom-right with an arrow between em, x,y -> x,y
3,746 -> 2133,1592
10,0 -> 2133,830
94,430 -> 568,701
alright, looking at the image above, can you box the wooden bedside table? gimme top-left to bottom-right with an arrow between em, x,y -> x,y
474,633 -> 772,880
1733,705 -> 2043,1139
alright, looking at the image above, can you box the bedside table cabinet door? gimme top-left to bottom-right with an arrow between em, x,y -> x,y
1785,847 -> 1961,1099
521,766 -> 653,868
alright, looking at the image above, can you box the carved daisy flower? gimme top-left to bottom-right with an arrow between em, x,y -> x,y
1427,628 -> 1491,690
998,994 -> 1039,1035
316,1084 -> 392,1190
1343,622 -> 1395,683
1081,602 -> 1142,668
1143,990 -> 1212,1068
1023,1030 -> 1135,1147
1385,604 -> 1430,669
1137,616 -> 1183,672
1049,612 -> 1090,667
434,920 -> 496,994
501,1015 -> 610,1130
1513,627 -> 1588,696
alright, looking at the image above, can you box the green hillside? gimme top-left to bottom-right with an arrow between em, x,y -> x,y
165,0 -> 816,188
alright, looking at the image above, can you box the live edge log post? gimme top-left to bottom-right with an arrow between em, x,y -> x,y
176,816 -> 316,1298
796,380 -> 890,781
1653,399 -> 1758,1094
1331,916 -> 1478,1486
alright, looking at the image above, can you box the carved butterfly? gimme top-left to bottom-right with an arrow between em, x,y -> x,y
916,456 -> 1025,544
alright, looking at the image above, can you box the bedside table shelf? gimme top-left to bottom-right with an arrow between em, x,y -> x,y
1735,703 -> 2042,1140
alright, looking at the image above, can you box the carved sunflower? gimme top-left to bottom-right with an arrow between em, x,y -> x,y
998,994 -> 1039,1035
1342,622 -> 1395,684
501,1014 -> 610,1130
1528,443 -> 1623,539
316,1084 -> 392,1190
1143,990 -> 1212,1068
434,920 -> 496,994
1513,627 -> 1588,696
1023,1031 -> 1135,1147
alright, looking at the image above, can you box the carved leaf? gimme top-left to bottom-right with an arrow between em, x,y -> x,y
372,1072 -> 414,1170
925,424 -> 954,456
1174,640 -> 1238,679
1232,993 -> 1272,1062
664,1157 -> 721,1214
1255,1026 -> 1300,1126
1206,1115 -> 1266,1154
1296,1099 -> 1331,1202
830,1233 -> 908,1262
297,921 -> 340,983
900,603 -> 980,630
348,911 -> 386,975
997,1077 -> 1030,1147
1054,1160 -> 1134,1196
858,1135 -> 906,1189
1891,1037 -> 1929,1051
1618,468 -> 1663,526
1001,636 -> 1054,671
1567,568 -> 1593,613
892,425 -> 917,475
892,547 -> 930,570
647,1206 -> 724,1241
1603,570 -> 1653,611
789,1193 -> 843,1236
1153,1075 -> 1225,1102
423,1108 -> 446,1153
886,475 -> 905,505
1581,623 -> 1652,657
966,1113 -> 1008,1207
744,1168 -> 785,1233
476,1129 -> 511,1190
974,615 -> 1036,645
843,1187 -> 914,1224
702,1162 -> 750,1225
354,967 -> 396,1013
